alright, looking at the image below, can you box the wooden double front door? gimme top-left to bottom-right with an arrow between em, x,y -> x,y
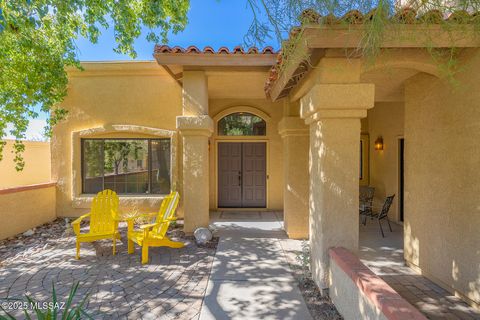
218,142 -> 266,208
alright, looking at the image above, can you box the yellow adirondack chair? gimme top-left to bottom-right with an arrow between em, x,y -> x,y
127,191 -> 184,264
71,189 -> 121,259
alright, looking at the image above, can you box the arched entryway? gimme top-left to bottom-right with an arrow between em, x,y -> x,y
212,107 -> 271,209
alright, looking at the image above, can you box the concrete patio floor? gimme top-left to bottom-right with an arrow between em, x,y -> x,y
200,211 -> 312,320
359,219 -> 480,320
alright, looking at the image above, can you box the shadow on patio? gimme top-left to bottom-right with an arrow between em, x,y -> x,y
359,220 -> 480,319
200,211 -> 312,320
0,220 -> 214,319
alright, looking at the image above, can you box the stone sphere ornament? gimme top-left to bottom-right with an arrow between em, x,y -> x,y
194,227 -> 213,244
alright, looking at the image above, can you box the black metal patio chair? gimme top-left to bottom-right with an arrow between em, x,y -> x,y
359,186 -> 375,225
371,195 -> 395,237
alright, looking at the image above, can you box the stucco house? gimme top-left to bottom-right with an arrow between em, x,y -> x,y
51,9 -> 480,311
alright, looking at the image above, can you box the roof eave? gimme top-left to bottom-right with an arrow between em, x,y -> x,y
303,24 -> 480,49
267,24 -> 480,101
154,53 -> 277,67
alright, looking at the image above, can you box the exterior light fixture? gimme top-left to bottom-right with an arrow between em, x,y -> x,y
375,136 -> 384,151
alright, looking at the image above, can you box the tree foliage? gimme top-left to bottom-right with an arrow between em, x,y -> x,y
218,113 -> 266,136
245,0 -> 480,77
245,0 -> 480,46
0,0 -> 189,170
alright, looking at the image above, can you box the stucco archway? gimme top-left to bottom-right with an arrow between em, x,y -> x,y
362,49 -> 441,78
212,106 -> 272,136
210,106 -> 273,210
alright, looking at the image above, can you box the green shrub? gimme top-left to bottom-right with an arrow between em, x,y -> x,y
0,282 -> 92,320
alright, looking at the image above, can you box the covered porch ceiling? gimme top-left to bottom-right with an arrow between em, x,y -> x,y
154,45 -> 278,100
266,9 -> 480,102
361,68 -> 418,102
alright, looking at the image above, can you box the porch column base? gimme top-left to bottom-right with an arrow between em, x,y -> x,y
177,115 -> 213,233
300,83 -> 374,290
278,117 -> 309,240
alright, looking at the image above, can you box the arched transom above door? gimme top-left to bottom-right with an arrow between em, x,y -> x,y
213,106 -> 271,137
218,112 -> 266,136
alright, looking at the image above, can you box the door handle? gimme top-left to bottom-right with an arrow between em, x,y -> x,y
238,171 -> 242,186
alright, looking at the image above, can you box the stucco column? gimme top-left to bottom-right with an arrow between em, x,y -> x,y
300,83 -> 374,290
178,70 -> 212,233
182,71 -> 208,116
278,117 -> 309,239
177,116 -> 213,233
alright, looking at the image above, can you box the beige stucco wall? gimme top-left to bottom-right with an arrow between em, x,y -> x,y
0,183 -> 56,240
0,140 -> 51,189
404,49 -> 480,307
367,102 -> 405,221
53,62 -> 182,217
54,62 -> 285,219
208,99 -> 284,210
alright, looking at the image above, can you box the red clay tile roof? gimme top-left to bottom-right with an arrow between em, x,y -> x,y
154,45 -> 277,55
264,7 -> 480,99
155,8 -> 477,100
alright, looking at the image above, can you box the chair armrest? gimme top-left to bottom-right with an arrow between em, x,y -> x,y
71,213 -> 91,236
128,218 -> 158,235
139,223 -> 157,230
139,223 -> 159,239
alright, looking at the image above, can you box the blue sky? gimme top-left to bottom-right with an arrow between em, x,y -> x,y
75,0 -> 278,61
11,0 -> 278,140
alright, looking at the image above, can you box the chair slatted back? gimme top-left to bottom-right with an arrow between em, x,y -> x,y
359,186 -> 375,216
156,193 -> 173,222
378,195 -> 395,220
162,193 -> 177,221
360,186 -> 375,204
152,192 -> 180,237
90,189 -> 119,234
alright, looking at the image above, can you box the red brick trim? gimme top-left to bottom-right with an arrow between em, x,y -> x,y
0,182 -> 56,195
329,247 -> 427,320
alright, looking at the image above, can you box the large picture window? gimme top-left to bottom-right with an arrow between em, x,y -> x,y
82,138 -> 171,195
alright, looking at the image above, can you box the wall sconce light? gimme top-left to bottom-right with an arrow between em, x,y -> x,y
375,136 -> 384,151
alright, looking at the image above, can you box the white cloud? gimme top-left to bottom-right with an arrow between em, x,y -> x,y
5,119 -> 49,141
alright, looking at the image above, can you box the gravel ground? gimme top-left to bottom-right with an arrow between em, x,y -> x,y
0,218 -> 72,266
280,239 -> 343,320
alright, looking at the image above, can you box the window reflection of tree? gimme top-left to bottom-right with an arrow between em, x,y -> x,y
104,140 -> 144,175
82,139 -> 171,195
152,140 -> 171,194
218,113 -> 266,136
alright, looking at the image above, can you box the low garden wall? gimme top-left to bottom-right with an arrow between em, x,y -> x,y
0,182 -> 56,240
329,247 -> 426,320
0,140 -> 51,189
